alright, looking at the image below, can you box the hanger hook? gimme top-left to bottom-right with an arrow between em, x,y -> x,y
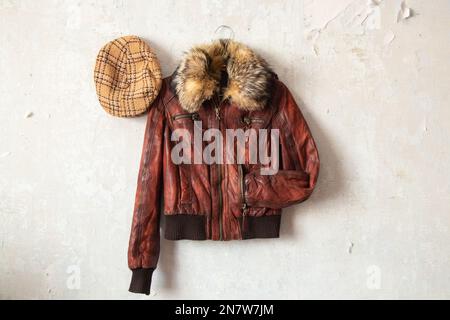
214,25 -> 235,40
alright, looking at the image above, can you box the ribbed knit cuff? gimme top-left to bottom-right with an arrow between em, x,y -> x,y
129,268 -> 155,295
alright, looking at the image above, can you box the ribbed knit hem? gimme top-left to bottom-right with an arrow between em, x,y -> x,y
241,215 -> 281,239
164,214 -> 281,240
165,214 -> 207,240
129,268 -> 155,295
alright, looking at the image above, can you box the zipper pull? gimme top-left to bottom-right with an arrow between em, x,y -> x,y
241,203 -> 248,234
215,107 -> 221,120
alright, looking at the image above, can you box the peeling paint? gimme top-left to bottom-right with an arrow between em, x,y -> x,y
359,0 -> 382,31
305,0 -> 384,35
397,1 -> 413,22
304,0 -> 384,53
304,0 -> 355,34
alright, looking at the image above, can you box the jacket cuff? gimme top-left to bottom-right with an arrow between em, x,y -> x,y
129,268 -> 155,295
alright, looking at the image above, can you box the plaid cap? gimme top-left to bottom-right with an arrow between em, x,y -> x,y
94,36 -> 162,117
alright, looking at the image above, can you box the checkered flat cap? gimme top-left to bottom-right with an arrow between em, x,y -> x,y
94,36 -> 162,117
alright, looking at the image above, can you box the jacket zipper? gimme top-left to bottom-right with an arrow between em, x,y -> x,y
209,164 -> 213,239
238,164 -> 245,204
238,164 -> 248,234
172,113 -> 199,121
215,106 -> 221,121
218,157 -> 223,240
214,95 -> 223,240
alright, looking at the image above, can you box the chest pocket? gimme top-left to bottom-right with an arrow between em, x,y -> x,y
170,112 -> 203,137
240,116 -> 265,127
172,112 -> 200,122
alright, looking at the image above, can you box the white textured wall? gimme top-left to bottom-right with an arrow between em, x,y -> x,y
1,0 -> 449,299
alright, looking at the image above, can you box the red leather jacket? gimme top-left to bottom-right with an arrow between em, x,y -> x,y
128,40 -> 320,294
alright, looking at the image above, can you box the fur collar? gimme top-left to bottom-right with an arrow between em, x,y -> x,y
171,39 -> 275,112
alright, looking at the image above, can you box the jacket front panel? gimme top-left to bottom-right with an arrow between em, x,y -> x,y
161,83 -> 284,242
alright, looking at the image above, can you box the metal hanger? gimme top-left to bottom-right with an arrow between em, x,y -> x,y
213,25 -> 235,40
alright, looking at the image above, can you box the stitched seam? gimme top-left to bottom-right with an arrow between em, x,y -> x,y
135,107 -> 162,260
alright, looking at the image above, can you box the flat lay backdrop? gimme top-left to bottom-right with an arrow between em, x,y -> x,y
1,0 -> 449,299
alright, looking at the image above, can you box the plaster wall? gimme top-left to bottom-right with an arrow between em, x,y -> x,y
0,0 -> 449,299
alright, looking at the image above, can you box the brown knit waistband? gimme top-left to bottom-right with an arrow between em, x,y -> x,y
164,214 -> 207,240
164,214 -> 281,240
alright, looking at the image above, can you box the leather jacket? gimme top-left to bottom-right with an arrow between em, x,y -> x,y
128,39 -> 320,294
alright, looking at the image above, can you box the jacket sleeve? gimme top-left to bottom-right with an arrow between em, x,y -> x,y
244,83 -> 319,209
127,96 -> 165,295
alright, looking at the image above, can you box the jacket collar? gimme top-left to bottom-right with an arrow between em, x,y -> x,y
170,39 -> 275,113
